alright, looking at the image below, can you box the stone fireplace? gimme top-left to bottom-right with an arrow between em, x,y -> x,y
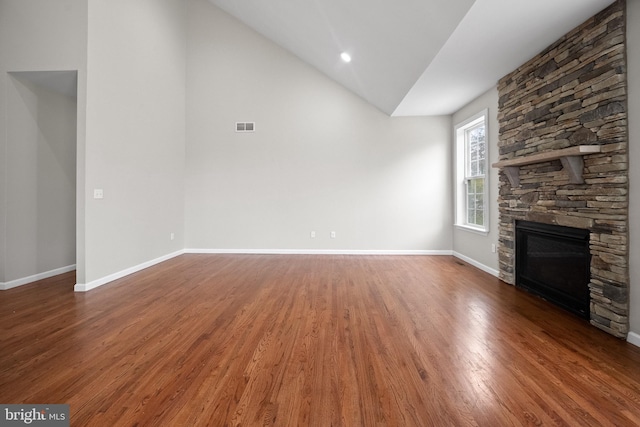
495,0 -> 629,338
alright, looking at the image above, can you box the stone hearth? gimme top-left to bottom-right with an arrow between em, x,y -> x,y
495,0 -> 629,337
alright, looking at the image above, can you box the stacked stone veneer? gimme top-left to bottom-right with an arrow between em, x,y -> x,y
496,1 -> 629,337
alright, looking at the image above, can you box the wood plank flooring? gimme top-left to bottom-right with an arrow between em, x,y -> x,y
2,254 -> 640,426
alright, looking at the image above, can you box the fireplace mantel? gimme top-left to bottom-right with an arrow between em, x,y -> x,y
492,145 -> 602,187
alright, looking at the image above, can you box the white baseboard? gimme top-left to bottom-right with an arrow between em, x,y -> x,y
185,248 -> 453,256
0,264 -> 77,290
627,332 -> 640,348
452,251 -> 500,277
74,250 -> 185,292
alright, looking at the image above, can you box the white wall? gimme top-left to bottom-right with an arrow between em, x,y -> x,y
0,0 -> 87,70
185,0 -> 452,253
627,0 -> 640,341
0,0 -> 87,284
82,0 -> 187,285
4,74 -> 77,283
451,88 -> 500,275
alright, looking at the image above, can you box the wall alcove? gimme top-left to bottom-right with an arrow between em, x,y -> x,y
2,70 -> 78,289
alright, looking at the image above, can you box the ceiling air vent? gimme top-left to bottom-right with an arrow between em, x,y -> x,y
236,122 -> 255,132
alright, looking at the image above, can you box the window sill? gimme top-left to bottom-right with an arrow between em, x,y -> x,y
455,224 -> 489,236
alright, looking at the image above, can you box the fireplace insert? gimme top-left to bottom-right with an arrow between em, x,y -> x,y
515,220 -> 590,319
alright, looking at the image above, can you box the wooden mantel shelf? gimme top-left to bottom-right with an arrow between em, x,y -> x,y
491,145 -> 601,187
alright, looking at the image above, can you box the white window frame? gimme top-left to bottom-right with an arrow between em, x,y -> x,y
455,109 -> 489,234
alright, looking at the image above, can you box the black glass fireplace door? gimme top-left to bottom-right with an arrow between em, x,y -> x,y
516,221 -> 591,319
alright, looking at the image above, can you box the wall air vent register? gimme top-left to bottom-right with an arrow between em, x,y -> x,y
235,122 -> 255,132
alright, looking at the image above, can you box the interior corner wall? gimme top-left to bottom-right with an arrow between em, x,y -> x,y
627,0 -> 640,338
184,0 -> 452,252
83,0 -> 186,284
0,0 -> 87,284
451,88 -> 500,275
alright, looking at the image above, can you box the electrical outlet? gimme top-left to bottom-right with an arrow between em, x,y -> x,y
491,243 -> 497,253
310,231 -> 316,238
93,189 -> 104,199
170,233 -> 175,241
331,231 -> 336,239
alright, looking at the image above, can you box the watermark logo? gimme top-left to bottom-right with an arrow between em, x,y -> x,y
0,405 -> 69,426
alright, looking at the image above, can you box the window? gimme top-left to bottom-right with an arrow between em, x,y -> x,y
455,110 -> 488,233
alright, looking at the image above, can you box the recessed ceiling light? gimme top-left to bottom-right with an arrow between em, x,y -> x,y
340,52 -> 352,63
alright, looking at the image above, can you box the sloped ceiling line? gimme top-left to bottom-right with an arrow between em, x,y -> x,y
208,0 -> 616,116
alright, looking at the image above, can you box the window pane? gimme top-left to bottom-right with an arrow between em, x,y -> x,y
465,177 -> 485,227
467,124 -> 486,178
471,144 -> 478,161
467,179 -> 475,195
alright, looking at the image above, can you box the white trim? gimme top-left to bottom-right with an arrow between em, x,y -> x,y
627,332 -> 640,348
456,109 -> 487,129
74,250 -> 185,292
453,251 -> 499,277
454,224 -> 490,236
185,249 -> 453,256
0,264 -> 76,290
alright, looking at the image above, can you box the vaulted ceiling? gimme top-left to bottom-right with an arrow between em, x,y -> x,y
209,0 -> 615,116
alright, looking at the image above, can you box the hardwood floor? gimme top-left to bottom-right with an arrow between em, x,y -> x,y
2,255 -> 640,426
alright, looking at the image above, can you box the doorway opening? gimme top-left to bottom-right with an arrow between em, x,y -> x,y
2,70 -> 78,289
